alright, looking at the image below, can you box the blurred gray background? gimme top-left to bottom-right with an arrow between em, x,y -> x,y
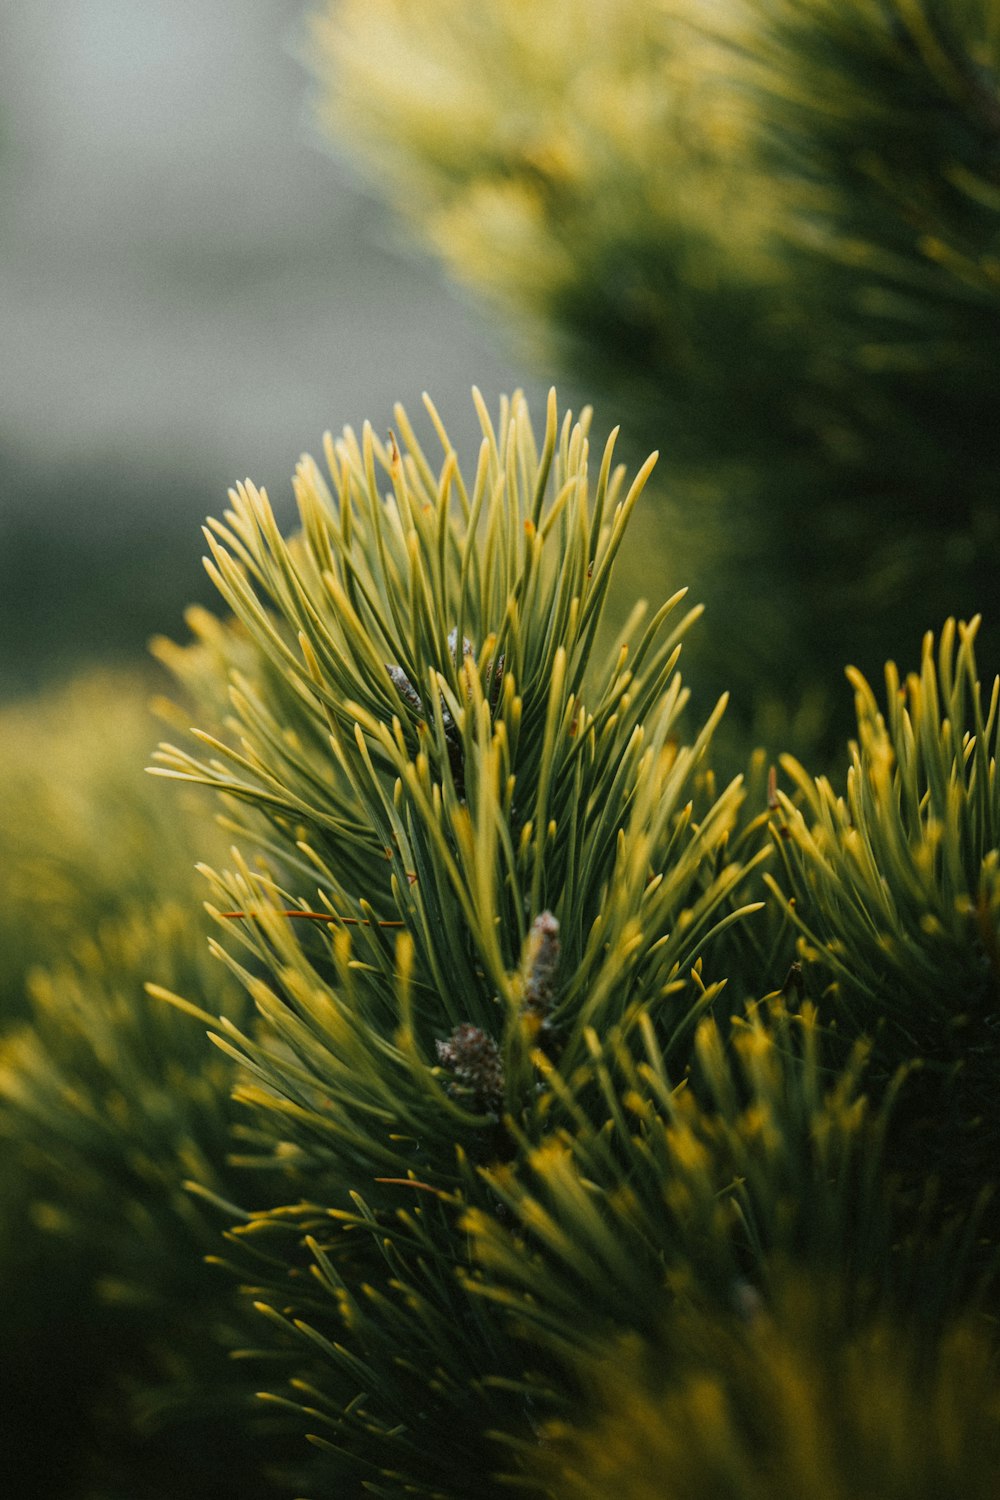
0,0 -> 547,693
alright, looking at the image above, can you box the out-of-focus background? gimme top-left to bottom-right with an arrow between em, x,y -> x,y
0,14 -> 552,1487
0,0 -> 548,698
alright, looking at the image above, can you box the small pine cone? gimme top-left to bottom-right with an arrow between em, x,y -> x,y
521,911 -> 560,1019
436,1023 -> 505,1113
447,628 -> 474,665
386,663 -> 424,715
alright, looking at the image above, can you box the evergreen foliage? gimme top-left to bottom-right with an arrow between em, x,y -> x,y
0,678 -> 297,1496
309,0 -> 1000,734
0,909 -> 299,1498
0,383 -> 996,1493
152,389 -> 767,1493
143,389 -> 1000,1494
770,616 -> 1000,1279
0,672 -> 221,1029
536,1288 -> 1000,1500
3,6 -> 998,1493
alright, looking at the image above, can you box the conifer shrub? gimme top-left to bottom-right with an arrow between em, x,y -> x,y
138,387 -> 999,1495
1,398 -> 995,1498
1,6 -> 996,1491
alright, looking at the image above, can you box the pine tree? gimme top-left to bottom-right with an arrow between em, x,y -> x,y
4,7 -> 999,1493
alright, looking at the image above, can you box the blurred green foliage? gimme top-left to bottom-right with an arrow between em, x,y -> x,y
0,673 -> 301,1496
310,0 -> 1000,739
0,670 -> 207,1024
537,1285 -> 1000,1500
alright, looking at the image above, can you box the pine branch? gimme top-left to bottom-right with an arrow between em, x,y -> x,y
152,387 -> 767,1492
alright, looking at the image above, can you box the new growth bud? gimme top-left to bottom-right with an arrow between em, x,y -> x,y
521,911 -> 560,1020
386,663 -> 424,715
436,1023 -> 505,1114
